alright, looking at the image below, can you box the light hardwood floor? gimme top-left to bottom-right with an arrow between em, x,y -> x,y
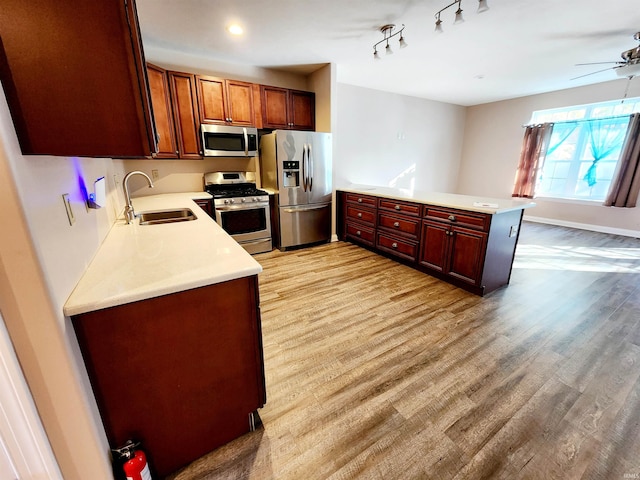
168,221 -> 640,480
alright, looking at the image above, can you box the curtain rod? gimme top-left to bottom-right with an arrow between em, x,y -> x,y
522,112 -> 638,128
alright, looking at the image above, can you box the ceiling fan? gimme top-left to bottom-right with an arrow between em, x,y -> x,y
572,31 -> 640,80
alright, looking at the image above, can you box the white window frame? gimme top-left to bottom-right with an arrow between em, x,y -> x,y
530,97 -> 640,202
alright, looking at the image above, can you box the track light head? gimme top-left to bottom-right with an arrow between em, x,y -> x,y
435,0 -> 488,31
477,0 -> 489,12
371,24 -> 406,59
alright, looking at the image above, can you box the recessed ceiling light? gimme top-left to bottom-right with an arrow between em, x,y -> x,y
227,24 -> 244,36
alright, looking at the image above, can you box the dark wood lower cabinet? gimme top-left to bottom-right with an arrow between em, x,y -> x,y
376,232 -> 419,262
337,190 -> 524,296
419,221 -> 487,286
71,276 -> 265,478
193,198 -> 214,218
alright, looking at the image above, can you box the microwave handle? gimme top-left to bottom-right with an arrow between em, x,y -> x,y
243,127 -> 249,157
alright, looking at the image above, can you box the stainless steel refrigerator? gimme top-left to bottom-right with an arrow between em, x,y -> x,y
260,130 -> 332,250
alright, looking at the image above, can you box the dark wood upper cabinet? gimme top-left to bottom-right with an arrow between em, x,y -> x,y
0,0 -> 157,158
261,86 -> 315,130
147,64 -> 179,158
225,80 -> 256,126
196,76 -> 255,126
260,86 -> 290,129
289,89 -> 316,131
168,71 -> 202,159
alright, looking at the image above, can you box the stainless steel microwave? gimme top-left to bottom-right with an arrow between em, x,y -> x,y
201,124 -> 258,157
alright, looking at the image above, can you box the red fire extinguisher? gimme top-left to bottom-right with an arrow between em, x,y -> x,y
112,440 -> 153,480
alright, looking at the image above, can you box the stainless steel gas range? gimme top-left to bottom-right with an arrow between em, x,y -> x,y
204,171 -> 272,254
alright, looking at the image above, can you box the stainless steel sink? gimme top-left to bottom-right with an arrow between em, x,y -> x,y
138,208 -> 197,225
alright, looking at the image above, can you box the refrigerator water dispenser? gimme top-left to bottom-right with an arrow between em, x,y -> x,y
282,160 -> 300,188
283,171 -> 299,188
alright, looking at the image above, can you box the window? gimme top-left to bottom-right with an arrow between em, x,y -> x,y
530,98 -> 640,201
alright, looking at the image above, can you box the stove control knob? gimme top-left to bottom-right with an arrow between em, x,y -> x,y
253,197 -> 258,202
224,199 -> 230,205
241,198 -> 246,203
230,199 -> 235,204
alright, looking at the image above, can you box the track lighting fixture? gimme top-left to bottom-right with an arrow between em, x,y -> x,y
373,24 -> 407,59
434,0 -> 488,32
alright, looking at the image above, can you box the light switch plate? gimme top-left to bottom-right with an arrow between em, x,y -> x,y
62,193 -> 75,225
509,225 -> 518,237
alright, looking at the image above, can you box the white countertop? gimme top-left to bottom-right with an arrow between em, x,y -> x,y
63,193 -> 262,317
340,185 -> 536,214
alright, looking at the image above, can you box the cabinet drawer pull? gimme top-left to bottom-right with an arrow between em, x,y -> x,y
357,198 -> 363,203
357,212 -> 363,218
395,205 -> 401,211
356,230 -> 361,236
391,242 -> 398,248
393,222 -> 400,228
448,215 -> 456,222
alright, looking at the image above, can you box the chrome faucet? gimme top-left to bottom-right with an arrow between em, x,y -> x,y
123,171 -> 154,224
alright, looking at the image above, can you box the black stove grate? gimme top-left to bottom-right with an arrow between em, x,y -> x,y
205,183 -> 268,198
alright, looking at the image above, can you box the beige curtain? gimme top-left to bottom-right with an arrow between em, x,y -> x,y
512,123 -> 553,198
604,113 -> 640,208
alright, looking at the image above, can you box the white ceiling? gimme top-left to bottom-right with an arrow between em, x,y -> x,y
136,0 -> 640,106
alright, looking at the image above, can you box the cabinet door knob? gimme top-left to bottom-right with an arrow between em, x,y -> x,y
356,230 -> 361,236
391,242 -> 398,248
448,215 -> 456,222
357,212 -> 362,218
357,198 -> 363,203
393,222 -> 400,228
395,205 -> 401,210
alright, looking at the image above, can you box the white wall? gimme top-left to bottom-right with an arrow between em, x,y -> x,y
458,77 -> 640,236
334,84 -> 466,193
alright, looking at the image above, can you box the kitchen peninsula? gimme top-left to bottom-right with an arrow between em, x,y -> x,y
64,193 -> 266,478
337,185 -> 536,295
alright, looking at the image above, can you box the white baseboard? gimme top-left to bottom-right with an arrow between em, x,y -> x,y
524,215 -> 640,239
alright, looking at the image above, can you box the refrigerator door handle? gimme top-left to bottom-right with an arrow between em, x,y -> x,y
308,143 -> 313,192
301,144 -> 308,191
283,205 -> 328,213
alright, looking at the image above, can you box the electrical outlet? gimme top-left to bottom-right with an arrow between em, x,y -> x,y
509,225 -> 519,238
62,193 -> 75,226
151,169 -> 159,181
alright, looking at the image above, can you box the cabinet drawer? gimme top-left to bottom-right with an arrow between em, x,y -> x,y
376,232 -> 418,262
424,207 -> 490,231
379,199 -> 421,217
378,213 -> 420,239
345,222 -> 375,247
346,205 -> 376,226
345,193 -> 377,208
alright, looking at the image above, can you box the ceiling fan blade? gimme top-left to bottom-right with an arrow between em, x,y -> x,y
575,61 -> 624,66
570,67 -> 616,80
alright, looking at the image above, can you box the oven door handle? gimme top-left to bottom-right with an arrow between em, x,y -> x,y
216,203 -> 268,211
283,205 -> 327,213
